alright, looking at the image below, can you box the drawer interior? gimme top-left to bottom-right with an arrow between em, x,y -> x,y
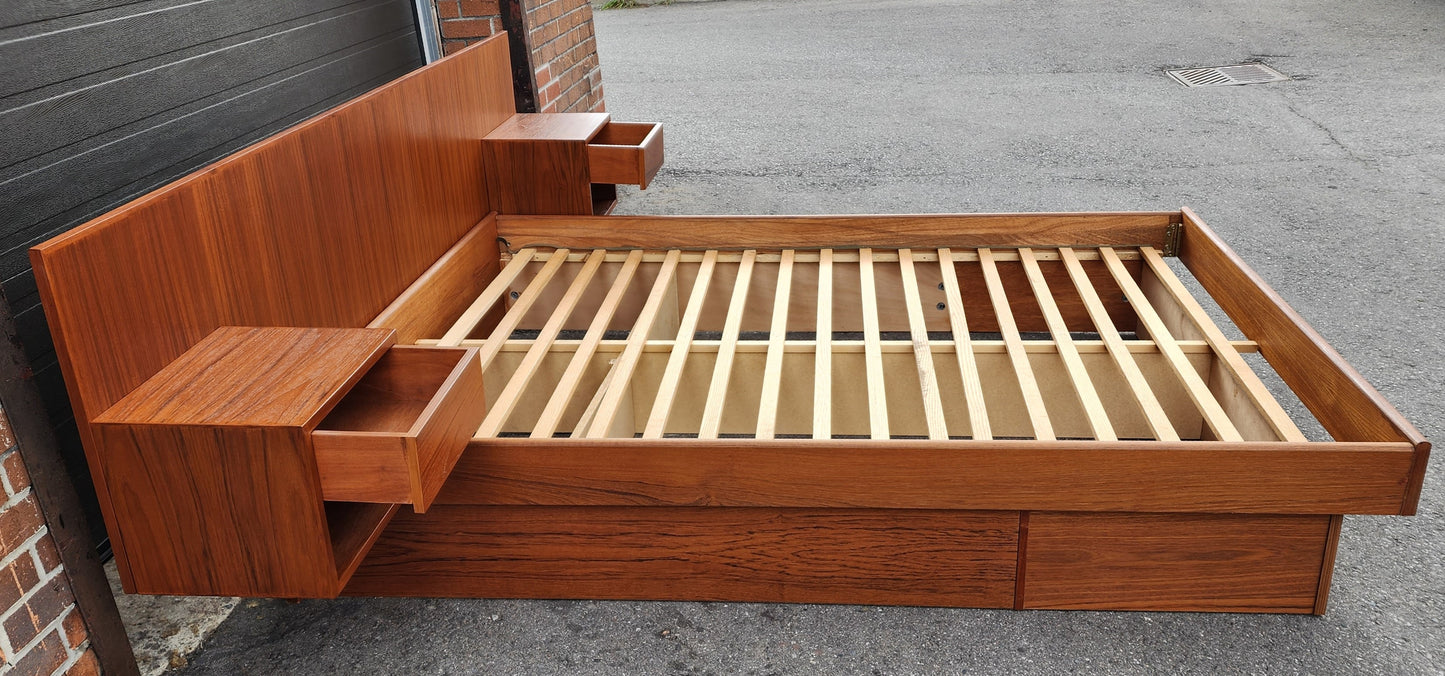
318,347 -> 469,434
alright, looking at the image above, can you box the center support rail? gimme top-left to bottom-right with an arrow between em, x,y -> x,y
427,246 -> 1306,442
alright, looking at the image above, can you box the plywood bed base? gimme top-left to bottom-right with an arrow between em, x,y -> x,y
29,35 -> 1427,614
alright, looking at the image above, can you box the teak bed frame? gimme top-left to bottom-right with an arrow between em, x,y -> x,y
31,35 -> 1428,614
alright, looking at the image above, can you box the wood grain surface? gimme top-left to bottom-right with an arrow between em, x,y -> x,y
442,438 -> 1415,514
328,502 -> 400,584
91,423 -> 338,597
30,35 -> 513,587
487,113 -> 610,141
369,217 -> 502,344
496,212 -> 1179,251
313,346 -> 486,511
483,113 -> 610,214
345,506 -> 1020,607
494,247 -> 1139,335
1178,208 -> 1430,514
1022,512 -> 1331,613
96,327 -> 394,428
90,326 -> 401,596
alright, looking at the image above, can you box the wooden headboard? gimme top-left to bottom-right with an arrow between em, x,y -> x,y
30,35 -> 514,585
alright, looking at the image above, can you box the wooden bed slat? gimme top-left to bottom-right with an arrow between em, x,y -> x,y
979,248 -> 1054,440
444,338 -> 1252,356
524,249 -> 1144,264
814,249 -> 834,439
859,248 -> 890,440
899,249 -> 948,440
1017,248 -> 1115,444
1019,248 -> 1116,441
1101,247 -> 1242,442
438,247 -> 536,347
478,250 -> 605,437
586,250 -> 682,438
938,248 -> 991,440
644,250 -> 719,438
453,245 -> 1322,447
1060,248 -> 1179,441
531,249 -> 644,438
1139,247 -> 1305,442
471,249 -> 568,369
699,250 -> 757,439
756,250 -> 795,439
570,367 -> 614,439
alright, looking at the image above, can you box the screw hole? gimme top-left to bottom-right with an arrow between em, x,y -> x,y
937,283 -> 945,290
509,291 -> 521,300
936,302 -> 946,311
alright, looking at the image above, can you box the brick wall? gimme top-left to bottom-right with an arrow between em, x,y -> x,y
529,0 -> 605,113
436,0 -> 503,53
434,0 -> 604,113
0,409 -> 98,676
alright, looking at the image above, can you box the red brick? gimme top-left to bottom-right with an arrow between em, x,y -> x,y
62,607 -> 87,650
0,550 -> 40,612
0,410 -> 16,452
65,648 -> 100,676
459,0 -> 499,17
7,629 -> 66,676
33,536 -> 61,574
439,17 -> 492,39
0,495 -> 44,552
3,576 -> 74,651
435,0 -> 461,19
2,451 -> 30,495
443,40 -> 467,55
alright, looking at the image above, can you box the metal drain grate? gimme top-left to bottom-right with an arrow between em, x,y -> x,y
1166,63 -> 1290,87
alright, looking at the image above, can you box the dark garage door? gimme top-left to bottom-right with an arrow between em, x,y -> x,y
0,0 -> 426,550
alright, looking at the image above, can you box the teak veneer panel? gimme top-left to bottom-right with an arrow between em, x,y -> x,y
1022,512 -> 1331,613
482,114 -> 608,215
92,327 -> 398,597
95,424 -> 338,597
495,212 -> 1179,251
30,35 -> 514,588
97,327 -> 394,428
1177,209 -> 1431,514
440,439 -> 1416,515
370,216 -> 503,344
345,506 -> 1020,607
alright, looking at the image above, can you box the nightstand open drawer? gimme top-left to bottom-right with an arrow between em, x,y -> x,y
313,346 -> 485,512
587,121 -> 664,189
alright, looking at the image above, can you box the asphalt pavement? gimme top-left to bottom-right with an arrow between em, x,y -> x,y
174,0 -> 1444,673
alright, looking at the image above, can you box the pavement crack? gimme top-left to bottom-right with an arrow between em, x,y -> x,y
1279,97 -> 1374,167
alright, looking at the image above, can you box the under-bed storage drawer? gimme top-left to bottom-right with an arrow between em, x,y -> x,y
314,346 -> 485,511
587,121 -> 664,189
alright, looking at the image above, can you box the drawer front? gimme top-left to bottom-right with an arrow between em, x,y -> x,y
347,506 -> 1021,607
313,347 -> 485,511
1022,512 -> 1332,613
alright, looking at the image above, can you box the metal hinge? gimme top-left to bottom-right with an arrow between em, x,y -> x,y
1161,222 -> 1183,256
